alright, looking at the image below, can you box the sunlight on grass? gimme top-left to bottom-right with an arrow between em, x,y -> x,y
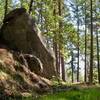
37,87 -> 100,100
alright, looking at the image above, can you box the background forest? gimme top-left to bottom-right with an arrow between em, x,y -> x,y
0,0 -> 100,84
0,0 -> 100,100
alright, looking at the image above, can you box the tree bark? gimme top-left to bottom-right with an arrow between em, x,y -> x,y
4,0 -> 8,19
58,0 -> 66,81
29,0 -> 34,14
71,51 -> 74,83
61,55 -> 66,81
53,0 -> 60,77
89,0 -> 93,84
53,41 -> 59,75
96,28 -> 100,84
84,2 -> 87,82
76,5 -> 80,82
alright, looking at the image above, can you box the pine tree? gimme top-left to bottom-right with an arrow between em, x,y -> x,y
89,0 -> 93,84
4,0 -> 8,18
29,0 -> 34,14
84,1 -> 87,83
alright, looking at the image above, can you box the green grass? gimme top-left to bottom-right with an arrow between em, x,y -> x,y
37,87 -> 100,100
0,87 -> 100,100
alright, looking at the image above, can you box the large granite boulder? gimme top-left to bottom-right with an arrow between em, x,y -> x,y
0,8 -> 56,79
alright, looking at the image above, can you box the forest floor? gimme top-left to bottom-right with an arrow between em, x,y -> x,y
0,80 -> 100,100
37,84 -> 100,100
0,47 -> 100,100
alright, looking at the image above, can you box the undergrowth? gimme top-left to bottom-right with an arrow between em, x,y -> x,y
37,87 -> 100,100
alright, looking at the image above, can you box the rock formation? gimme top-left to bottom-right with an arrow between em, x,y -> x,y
0,48 -> 52,99
0,8 -> 56,79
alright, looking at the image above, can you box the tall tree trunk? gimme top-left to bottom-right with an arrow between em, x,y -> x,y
71,51 -> 74,83
84,2 -> 87,83
61,54 -> 66,81
96,28 -> 100,84
4,0 -> 8,19
58,0 -> 66,81
40,0 -> 43,31
53,0 -> 60,77
53,41 -> 59,75
29,0 -> 34,14
95,1 -> 100,83
58,46 -> 61,76
76,5 -> 80,82
89,0 -> 93,84
84,24 -> 87,82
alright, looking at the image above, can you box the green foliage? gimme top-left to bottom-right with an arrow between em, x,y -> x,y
0,0 -> 99,83
0,0 -> 5,23
37,87 -> 100,100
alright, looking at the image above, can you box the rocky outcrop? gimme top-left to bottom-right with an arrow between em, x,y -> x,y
0,48 -> 52,99
0,8 -> 56,78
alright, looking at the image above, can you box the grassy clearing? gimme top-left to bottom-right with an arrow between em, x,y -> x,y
37,87 -> 100,100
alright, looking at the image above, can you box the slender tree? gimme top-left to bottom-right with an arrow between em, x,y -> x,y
40,0 -> 43,30
84,1 -> 87,82
96,26 -> 100,83
76,4 -> 80,82
58,0 -> 66,81
4,0 -> 8,18
29,0 -> 34,14
58,46 -> 61,76
61,54 -> 66,81
95,3 -> 100,83
89,0 -> 93,84
53,0 -> 60,77
71,50 -> 74,83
